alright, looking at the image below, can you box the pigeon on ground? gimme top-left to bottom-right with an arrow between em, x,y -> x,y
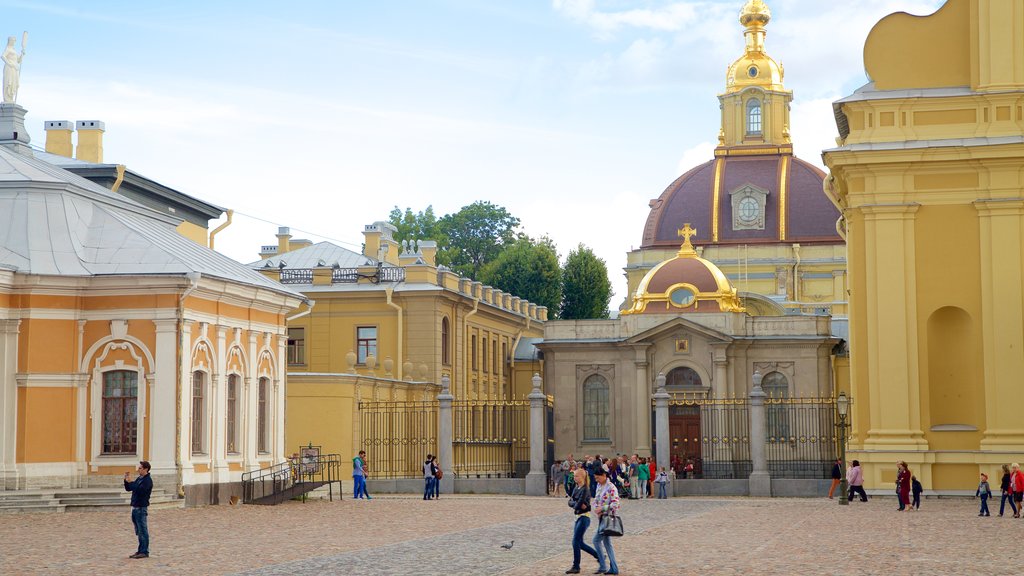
500,540 -> 514,550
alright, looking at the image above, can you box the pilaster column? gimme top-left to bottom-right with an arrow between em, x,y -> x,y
437,375 -> 454,494
246,331 -> 259,470
632,345 -> 652,456
151,319 -> 178,477
0,319 -> 20,489
653,373 -> 671,494
712,346 -> 729,395
525,373 -> 547,496
213,326 -> 228,484
975,199 -> 1024,449
276,331 -> 287,460
860,204 -> 927,450
748,371 -> 771,497
178,320 -> 193,466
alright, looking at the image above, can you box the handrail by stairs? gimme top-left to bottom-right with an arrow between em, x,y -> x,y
242,453 -> 343,505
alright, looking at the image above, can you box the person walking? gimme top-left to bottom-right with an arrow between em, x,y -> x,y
655,467 -> 670,499
552,460 -> 563,496
911,475 -> 922,510
847,459 -> 868,502
828,458 -> 843,499
977,473 -> 993,516
1011,463 -> 1024,516
628,455 -> 639,500
896,461 -> 911,511
564,468 -> 600,574
423,454 -> 436,500
124,460 -> 153,559
637,457 -> 651,499
352,450 -> 368,499
592,468 -> 620,575
646,458 -> 656,499
998,464 -> 1018,517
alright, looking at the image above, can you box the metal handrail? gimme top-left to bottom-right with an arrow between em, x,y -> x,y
241,453 -> 343,504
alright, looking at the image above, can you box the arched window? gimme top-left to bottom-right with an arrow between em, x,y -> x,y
102,370 -> 138,454
762,371 -> 789,438
191,371 -> 205,454
441,317 -> 450,365
747,98 -> 762,134
583,375 -> 610,441
227,374 -> 240,454
257,377 -> 270,454
666,366 -> 702,388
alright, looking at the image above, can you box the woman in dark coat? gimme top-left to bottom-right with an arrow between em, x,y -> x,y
896,461 -> 911,511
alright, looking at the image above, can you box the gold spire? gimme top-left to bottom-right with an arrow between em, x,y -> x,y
724,0 -> 786,94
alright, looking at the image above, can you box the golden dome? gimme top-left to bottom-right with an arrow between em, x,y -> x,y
739,0 -> 771,28
725,0 -> 787,94
622,224 -> 745,315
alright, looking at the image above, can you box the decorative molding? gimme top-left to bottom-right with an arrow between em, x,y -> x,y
15,373 -> 89,388
730,183 -> 769,231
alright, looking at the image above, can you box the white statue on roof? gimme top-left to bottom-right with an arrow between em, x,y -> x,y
2,32 -> 27,104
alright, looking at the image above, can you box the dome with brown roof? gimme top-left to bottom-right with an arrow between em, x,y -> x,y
623,225 -> 744,315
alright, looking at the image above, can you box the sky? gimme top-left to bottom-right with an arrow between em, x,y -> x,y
5,0 -> 945,304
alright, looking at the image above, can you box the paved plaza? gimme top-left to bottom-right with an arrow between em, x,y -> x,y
1,493 -> 1021,575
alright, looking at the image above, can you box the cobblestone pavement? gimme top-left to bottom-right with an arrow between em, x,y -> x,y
1,494 -> 1022,575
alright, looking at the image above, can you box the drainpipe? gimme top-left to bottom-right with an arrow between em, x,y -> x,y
110,164 -> 126,193
175,272 -> 201,498
462,298 -> 480,398
385,288 -> 403,380
792,244 -> 802,306
286,300 -> 315,322
208,209 -> 234,250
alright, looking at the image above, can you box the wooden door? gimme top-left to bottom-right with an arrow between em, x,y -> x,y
669,413 -> 701,476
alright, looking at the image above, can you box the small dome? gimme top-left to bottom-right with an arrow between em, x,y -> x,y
623,226 -> 744,315
739,0 -> 771,28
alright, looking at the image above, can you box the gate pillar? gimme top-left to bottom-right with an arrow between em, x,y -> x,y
749,371 -> 771,496
525,373 -> 547,496
653,373 -> 671,494
437,375 -> 455,494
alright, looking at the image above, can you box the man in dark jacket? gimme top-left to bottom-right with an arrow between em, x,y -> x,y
828,458 -> 842,499
124,460 -> 153,559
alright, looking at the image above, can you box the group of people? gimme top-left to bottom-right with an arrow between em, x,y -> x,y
977,463 -> 1024,517
552,453 -> 672,501
565,464 -> 622,574
423,454 -> 442,500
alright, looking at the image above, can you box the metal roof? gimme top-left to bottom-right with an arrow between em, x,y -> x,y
248,241 -> 386,270
0,145 -> 303,298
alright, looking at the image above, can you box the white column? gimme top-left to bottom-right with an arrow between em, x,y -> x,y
74,320 -> 87,485
178,320 -> 193,469
653,373 -> 671,495
437,375 -> 454,494
525,373 -> 547,496
633,348 -> 652,456
0,319 -> 20,489
151,319 -> 178,477
275,331 -> 287,461
246,331 -> 259,471
213,326 -> 228,485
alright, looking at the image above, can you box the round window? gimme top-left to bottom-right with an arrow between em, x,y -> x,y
748,66 -> 759,78
669,287 -> 696,307
738,196 -> 759,223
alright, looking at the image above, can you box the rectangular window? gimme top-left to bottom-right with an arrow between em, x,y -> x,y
102,370 -> 138,454
226,375 -> 239,454
357,326 -> 377,364
257,377 -> 269,453
191,371 -> 204,454
492,340 -> 498,374
471,334 -> 478,370
287,328 -> 305,365
482,333 -> 489,373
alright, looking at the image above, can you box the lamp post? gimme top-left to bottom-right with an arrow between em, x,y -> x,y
836,391 -> 850,506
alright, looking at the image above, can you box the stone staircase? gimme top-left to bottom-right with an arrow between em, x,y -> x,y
0,487 -> 183,514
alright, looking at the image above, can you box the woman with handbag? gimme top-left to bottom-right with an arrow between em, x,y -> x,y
565,468 -> 600,574
592,468 -> 621,575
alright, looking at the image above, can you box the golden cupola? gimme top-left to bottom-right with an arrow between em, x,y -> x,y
726,0 -> 786,94
623,224 -> 744,315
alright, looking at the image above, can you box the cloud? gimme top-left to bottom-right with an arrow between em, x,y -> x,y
553,0 -> 702,38
676,141 -> 717,176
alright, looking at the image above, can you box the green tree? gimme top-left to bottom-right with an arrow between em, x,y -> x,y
437,201 -> 520,278
387,205 -> 439,245
480,236 -> 562,316
560,244 -> 612,319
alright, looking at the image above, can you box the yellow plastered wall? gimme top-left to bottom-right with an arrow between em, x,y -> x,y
17,388 -> 76,463
176,220 -> 210,247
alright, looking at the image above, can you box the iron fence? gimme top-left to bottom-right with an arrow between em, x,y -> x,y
657,394 -> 838,480
452,400 -> 531,478
359,400 -> 438,479
279,269 -> 313,284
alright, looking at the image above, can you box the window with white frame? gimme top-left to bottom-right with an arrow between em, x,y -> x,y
258,377 -> 270,454
582,374 -> 610,441
102,370 -> 138,454
747,98 -> 762,134
191,371 -> 205,454
226,374 -> 240,454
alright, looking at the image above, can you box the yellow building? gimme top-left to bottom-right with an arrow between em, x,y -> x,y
626,0 -> 847,319
251,223 -> 545,471
823,0 -> 1024,490
0,103 -> 305,504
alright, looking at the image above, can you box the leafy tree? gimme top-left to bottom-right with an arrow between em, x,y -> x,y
480,236 -> 562,316
560,244 -> 612,319
437,201 -> 520,278
388,205 -> 439,245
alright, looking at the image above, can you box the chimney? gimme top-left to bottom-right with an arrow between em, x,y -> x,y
418,240 -> 437,267
276,227 -> 292,255
75,120 -> 105,163
44,120 -> 73,157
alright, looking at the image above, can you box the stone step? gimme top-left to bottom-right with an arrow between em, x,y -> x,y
0,493 -> 55,502
0,501 -> 65,514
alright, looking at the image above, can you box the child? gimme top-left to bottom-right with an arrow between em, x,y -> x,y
655,467 -> 670,499
911,475 -> 923,509
977,473 -> 992,516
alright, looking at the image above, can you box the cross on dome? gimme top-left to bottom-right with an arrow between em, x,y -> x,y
677,223 -> 698,255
